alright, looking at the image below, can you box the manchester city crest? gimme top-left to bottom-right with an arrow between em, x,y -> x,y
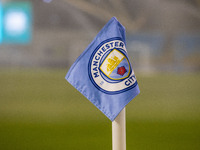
88,37 -> 138,94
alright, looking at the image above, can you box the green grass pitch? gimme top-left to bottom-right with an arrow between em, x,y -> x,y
0,69 -> 199,150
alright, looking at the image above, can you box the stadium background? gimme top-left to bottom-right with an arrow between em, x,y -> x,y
0,0 -> 200,149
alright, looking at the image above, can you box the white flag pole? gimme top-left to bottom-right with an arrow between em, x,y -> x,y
112,107 -> 126,150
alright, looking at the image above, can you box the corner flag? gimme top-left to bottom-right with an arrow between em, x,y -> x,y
65,17 -> 140,121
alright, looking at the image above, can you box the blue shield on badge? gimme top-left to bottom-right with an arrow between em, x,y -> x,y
100,49 -> 131,80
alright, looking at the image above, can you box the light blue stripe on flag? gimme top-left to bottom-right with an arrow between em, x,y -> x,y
65,17 -> 140,121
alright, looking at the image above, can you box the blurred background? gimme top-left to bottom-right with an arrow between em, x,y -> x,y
0,0 -> 200,150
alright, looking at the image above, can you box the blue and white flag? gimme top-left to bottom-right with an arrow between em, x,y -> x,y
65,17 -> 140,121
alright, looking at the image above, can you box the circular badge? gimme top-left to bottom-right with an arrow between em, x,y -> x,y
88,37 -> 137,94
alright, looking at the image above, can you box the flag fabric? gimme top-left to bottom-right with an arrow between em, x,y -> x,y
65,17 -> 140,121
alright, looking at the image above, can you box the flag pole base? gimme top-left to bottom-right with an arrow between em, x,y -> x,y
112,107 -> 126,150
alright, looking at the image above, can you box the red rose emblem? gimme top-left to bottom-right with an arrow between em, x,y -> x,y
117,66 -> 127,76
